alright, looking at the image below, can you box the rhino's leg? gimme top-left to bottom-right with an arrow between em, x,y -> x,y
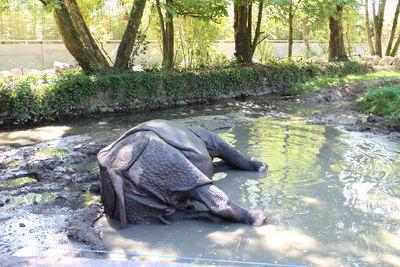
210,134 -> 267,172
188,184 -> 266,226
190,127 -> 267,172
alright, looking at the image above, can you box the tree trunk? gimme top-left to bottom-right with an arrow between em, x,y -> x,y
114,0 -> 147,69
391,35 -> 400,56
48,0 -> 110,72
64,0 -> 111,68
251,1 -> 264,57
385,0 -> 400,56
155,0 -> 167,59
156,0 -> 174,68
165,0 -> 174,68
288,6 -> 294,59
328,5 -> 348,61
301,19 -> 311,54
373,0 -> 386,57
234,1 -> 252,63
364,0 -> 375,55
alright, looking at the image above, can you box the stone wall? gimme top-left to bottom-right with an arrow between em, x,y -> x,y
0,41 -> 328,70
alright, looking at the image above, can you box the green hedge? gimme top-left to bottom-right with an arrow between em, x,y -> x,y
0,61 -> 369,125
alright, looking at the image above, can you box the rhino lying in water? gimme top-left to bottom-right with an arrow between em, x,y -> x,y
97,120 -> 267,228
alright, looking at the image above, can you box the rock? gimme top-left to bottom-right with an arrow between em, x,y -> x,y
21,69 -> 34,75
10,68 -> 23,76
389,131 -> 400,138
393,56 -> 400,69
0,70 -> 13,79
378,56 -> 395,66
54,61 -> 71,72
26,69 -> 43,76
363,55 -> 381,66
89,183 -> 100,193
367,115 -> 384,123
310,56 -> 326,63
66,203 -> 105,250
176,100 -> 187,106
132,65 -> 144,72
359,125 -> 372,132
19,223 -> 26,227
43,69 -> 57,77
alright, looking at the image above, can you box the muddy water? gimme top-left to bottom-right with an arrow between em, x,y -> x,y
100,118 -> 400,266
1,98 -> 399,266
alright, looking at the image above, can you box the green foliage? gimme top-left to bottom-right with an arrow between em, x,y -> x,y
168,0 -> 228,19
255,41 -> 274,63
357,84 -> 400,123
176,17 -> 224,68
6,75 -> 45,123
128,31 -> 150,68
0,61 -> 369,125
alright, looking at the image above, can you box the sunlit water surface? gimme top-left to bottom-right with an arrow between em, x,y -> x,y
100,117 -> 400,267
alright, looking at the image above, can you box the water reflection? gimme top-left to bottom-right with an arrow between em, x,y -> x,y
100,117 -> 400,266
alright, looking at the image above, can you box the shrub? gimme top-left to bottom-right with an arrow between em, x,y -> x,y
0,61 -> 369,125
357,84 -> 400,123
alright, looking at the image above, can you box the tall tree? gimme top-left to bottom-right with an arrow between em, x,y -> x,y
328,4 -> 348,61
156,0 -> 174,68
234,0 -> 266,63
234,0 -> 252,63
300,18 -> 311,54
40,0 -> 148,72
155,0 -> 228,68
372,0 -> 386,57
385,0 -> 400,56
114,0 -> 147,69
364,0 -> 375,55
269,0 -> 303,59
391,34 -> 400,57
39,0 -> 111,73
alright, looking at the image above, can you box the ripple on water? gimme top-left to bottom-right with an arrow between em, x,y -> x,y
333,132 -> 400,217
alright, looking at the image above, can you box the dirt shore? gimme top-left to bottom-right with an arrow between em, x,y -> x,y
292,78 -> 400,136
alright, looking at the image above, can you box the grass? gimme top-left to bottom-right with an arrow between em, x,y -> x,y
286,69 -> 400,123
357,83 -> 400,123
287,69 -> 400,95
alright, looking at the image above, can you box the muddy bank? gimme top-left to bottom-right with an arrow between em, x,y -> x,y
292,78 -> 400,135
0,134 -> 110,257
1,79 -> 399,262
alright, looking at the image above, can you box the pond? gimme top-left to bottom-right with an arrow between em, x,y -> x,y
1,97 -> 399,266
100,116 -> 400,266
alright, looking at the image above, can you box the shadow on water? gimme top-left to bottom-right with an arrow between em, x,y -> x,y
0,99 -> 246,148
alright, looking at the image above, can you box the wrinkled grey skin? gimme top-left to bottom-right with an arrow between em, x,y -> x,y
97,120 -> 268,228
